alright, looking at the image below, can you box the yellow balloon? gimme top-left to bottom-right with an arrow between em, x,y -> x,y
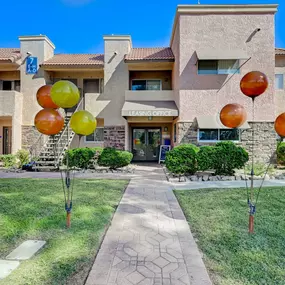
70,110 -> 97,136
51,80 -> 80,109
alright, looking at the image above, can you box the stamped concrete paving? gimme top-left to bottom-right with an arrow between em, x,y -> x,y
86,167 -> 212,285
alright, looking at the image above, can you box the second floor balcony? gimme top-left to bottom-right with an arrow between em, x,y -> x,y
0,90 -> 23,117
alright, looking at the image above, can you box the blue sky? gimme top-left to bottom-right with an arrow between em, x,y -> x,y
0,0 -> 283,53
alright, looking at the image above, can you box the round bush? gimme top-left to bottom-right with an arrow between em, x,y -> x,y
165,146 -> 197,175
175,143 -> 199,153
277,142 -> 285,165
197,146 -> 216,171
98,148 -> 133,169
63,147 -> 103,169
16,149 -> 30,167
213,141 -> 249,175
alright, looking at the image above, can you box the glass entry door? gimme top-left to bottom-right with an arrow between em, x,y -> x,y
3,127 -> 12,154
132,128 -> 161,161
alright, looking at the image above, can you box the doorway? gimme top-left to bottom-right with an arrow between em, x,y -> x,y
132,128 -> 161,161
3,127 -> 12,154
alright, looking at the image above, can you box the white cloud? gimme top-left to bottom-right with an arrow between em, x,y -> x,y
61,0 -> 95,6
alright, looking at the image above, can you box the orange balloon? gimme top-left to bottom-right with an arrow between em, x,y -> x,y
275,113 -> 285,137
220,103 -> 247,128
36,85 -> 59,109
240,71 -> 268,98
34,109 -> 64,135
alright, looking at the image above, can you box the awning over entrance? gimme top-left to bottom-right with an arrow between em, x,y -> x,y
197,115 -> 250,129
122,101 -> 179,117
196,49 -> 249,60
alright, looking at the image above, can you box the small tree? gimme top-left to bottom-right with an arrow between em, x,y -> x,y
16,149 -> 30,168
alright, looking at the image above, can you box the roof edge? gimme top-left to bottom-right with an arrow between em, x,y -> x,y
170,4 -> 278,47
18,35 -> 55,49
103,35 -> 132,41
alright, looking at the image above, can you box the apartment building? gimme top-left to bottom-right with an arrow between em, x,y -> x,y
0,4 -> 281,165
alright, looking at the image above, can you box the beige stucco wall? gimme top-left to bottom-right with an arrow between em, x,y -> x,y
19,36 -> 54,125
174,12 -> 275,122
100,36 -> 131,126
0,91 -> 23,153
275,55 -> 285,116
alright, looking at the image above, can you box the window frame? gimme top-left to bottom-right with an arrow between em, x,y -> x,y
131,79 -> 162,91
275,74 -> 284,90
197,129 -> 241,143
197,59 -> 240,75
84,127 -> 104,143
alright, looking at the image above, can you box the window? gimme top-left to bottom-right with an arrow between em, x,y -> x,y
275,74 -> 284,90
85,128 -> 104,142
131,80 -> 161,91
83,79 -> 99,93
2,81 -> 12,90
198,60 -> 239,75
198,129 -> 240,142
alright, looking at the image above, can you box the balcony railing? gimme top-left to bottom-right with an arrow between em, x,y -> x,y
125,90 -> 174,101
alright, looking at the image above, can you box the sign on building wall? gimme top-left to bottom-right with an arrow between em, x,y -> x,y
128,110 -> 173,117
26,57 -> 38,74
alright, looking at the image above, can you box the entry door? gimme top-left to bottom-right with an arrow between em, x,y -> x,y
3,127 -> 12,154
132,128 -> 161,161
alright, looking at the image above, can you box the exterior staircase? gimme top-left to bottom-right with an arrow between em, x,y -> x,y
30,99 -> 83,171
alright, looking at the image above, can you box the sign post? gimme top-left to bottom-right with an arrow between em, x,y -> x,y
159,145 -> 171,164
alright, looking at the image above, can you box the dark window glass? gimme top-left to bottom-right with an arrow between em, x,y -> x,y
199,129 -> 218,141
2,81 -> 12,90
132,80 -> 147,90
198,60 -> 218,75
85,128 -> 104,142
220,129 -> 240,141
83,79 -> 99,93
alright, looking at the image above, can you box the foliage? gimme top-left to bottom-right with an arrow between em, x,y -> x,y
165,145 -> 197,175
15,149 -> 30,168
197,146 -> 216,171
175,187 -> 285,285
277,142 -> 285,165
98,147 -> 133,169
175,143 -> 200,153
0,154 -> 17,168
63,147 -> 103,169
0,179 -> 127,285
212,141 -> 248,175
244,161 -> 275,176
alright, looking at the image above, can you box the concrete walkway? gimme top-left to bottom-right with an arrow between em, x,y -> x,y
86,167 -> 212,285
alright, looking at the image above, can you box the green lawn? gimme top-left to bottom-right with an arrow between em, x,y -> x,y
175,187 -> 285,285
0,179 -> 128,285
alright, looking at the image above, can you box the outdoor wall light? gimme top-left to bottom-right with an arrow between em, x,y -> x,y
164,127 -> 168,132
148,116 -> 153,121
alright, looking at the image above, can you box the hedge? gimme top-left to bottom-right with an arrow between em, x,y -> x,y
197,146 -> 215,171
165,145 -> 197,175
0,154 -> 17,168
63,147 -> 103,169
277,142 -> 285,165
98,147 -> 133,169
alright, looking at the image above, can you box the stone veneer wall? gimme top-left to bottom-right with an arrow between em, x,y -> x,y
177,122 -> 277,163
21,126 -> 45,155
104,126 -> 125,150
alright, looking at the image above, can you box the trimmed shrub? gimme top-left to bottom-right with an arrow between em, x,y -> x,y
213,141 -> 249,175
277,142 -> 285,165
98,147 -> 133,169
165,145 -> 197,175
63,147 -> 103,169
175,143 -> 199,153
0,154 -> 17,168
16,149 -> 30,168
197,146 -> 216,171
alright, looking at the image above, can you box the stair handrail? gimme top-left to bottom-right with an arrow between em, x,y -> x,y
54,98 -> 84,166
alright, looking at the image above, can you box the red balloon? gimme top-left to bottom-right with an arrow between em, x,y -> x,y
36,85 -> 59,109
275,113 -> 285,137
240,71 -> 268,98
34,109 -> 64,135
220,103 -> 247,128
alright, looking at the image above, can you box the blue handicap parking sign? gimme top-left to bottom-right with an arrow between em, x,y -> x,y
26,57 -> 38,74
